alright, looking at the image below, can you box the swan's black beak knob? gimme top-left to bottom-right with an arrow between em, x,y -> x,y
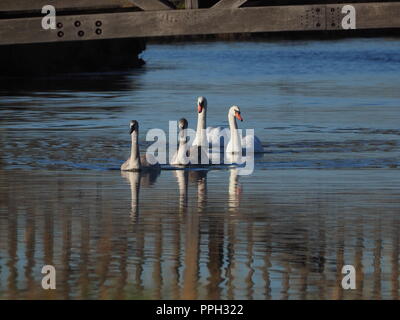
129,120 -> 138,134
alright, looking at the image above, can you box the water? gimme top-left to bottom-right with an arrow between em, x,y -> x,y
0,38 -> 399,299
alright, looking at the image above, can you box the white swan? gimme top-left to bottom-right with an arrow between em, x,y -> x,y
192,96 -> 229,150
226,106 -> 264,153
171,118 -> 190,166
121,120 -> 161,171
171,118 -> 209,166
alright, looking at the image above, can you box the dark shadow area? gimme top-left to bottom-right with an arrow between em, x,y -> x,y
0,38 -> 145,76
0,70 -> 142,95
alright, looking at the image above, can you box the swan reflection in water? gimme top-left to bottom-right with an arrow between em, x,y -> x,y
190,170 -> 208,210
174,169 -> 209,212
174,170 -> 189,214
228,168 -> 242,212
175,169 -> 208,299
121,166 -> 242,299
121,169 -> 160,222
122,165 -> 243,222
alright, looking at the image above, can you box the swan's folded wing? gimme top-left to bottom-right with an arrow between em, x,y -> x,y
121,157 -> 130,171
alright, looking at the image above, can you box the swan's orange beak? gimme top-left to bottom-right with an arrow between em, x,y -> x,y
198,104 -> 203,113
235,112 -> 243,122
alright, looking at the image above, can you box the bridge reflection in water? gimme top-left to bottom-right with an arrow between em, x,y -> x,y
0,168 -> 399,299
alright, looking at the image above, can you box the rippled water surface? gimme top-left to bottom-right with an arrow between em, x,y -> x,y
0,39 -> 399,299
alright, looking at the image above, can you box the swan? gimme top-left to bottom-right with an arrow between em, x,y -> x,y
171,118 -> 190,166
226,106 -> 264,153
171,118 -> 209,166
121,120 -> 161,171
192,96 -> 229,150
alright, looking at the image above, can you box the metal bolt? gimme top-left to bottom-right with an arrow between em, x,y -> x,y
78,30 -> 85,37
57,31 -> 64,37
74,21 -> 81,27
57,22 -> 63,29
95,28 -> 102,35
96,21 -> 102,27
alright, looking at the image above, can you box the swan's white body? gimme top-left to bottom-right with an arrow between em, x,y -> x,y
188,145 -> 210,165
121,120 -> 161,171
225,106 -> 264,153
170,140 -> 188,166
206,126 -> 229,150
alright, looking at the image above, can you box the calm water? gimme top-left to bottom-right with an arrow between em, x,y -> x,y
0,39 -> 399,299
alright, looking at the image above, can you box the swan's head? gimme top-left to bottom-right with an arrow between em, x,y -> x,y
129,120 -> 138,134
229,105 -> 243,122
197,96 -> 207,114
178,118 -> 188,130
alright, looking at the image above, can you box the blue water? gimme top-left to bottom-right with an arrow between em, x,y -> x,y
0,38 -> 400,299
1,39 -> 399,170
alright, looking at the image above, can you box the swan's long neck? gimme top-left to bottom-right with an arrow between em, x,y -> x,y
196,110 -> 207,147
130,130 -> 141,169
229,113 -> 240,152
176,129 -> 188,162
179,128 -> 187,146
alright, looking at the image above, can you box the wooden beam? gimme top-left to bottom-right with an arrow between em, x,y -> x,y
185,0 -> 199,9
0,2 -> 400,46
130,0 -> 174,11
212,0 -> 248,9
0,5 -> 324,46
0,0 -> 135,12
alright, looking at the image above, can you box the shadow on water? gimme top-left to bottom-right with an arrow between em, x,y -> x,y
0,70 -> 145,96
0,38 -> 145,78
